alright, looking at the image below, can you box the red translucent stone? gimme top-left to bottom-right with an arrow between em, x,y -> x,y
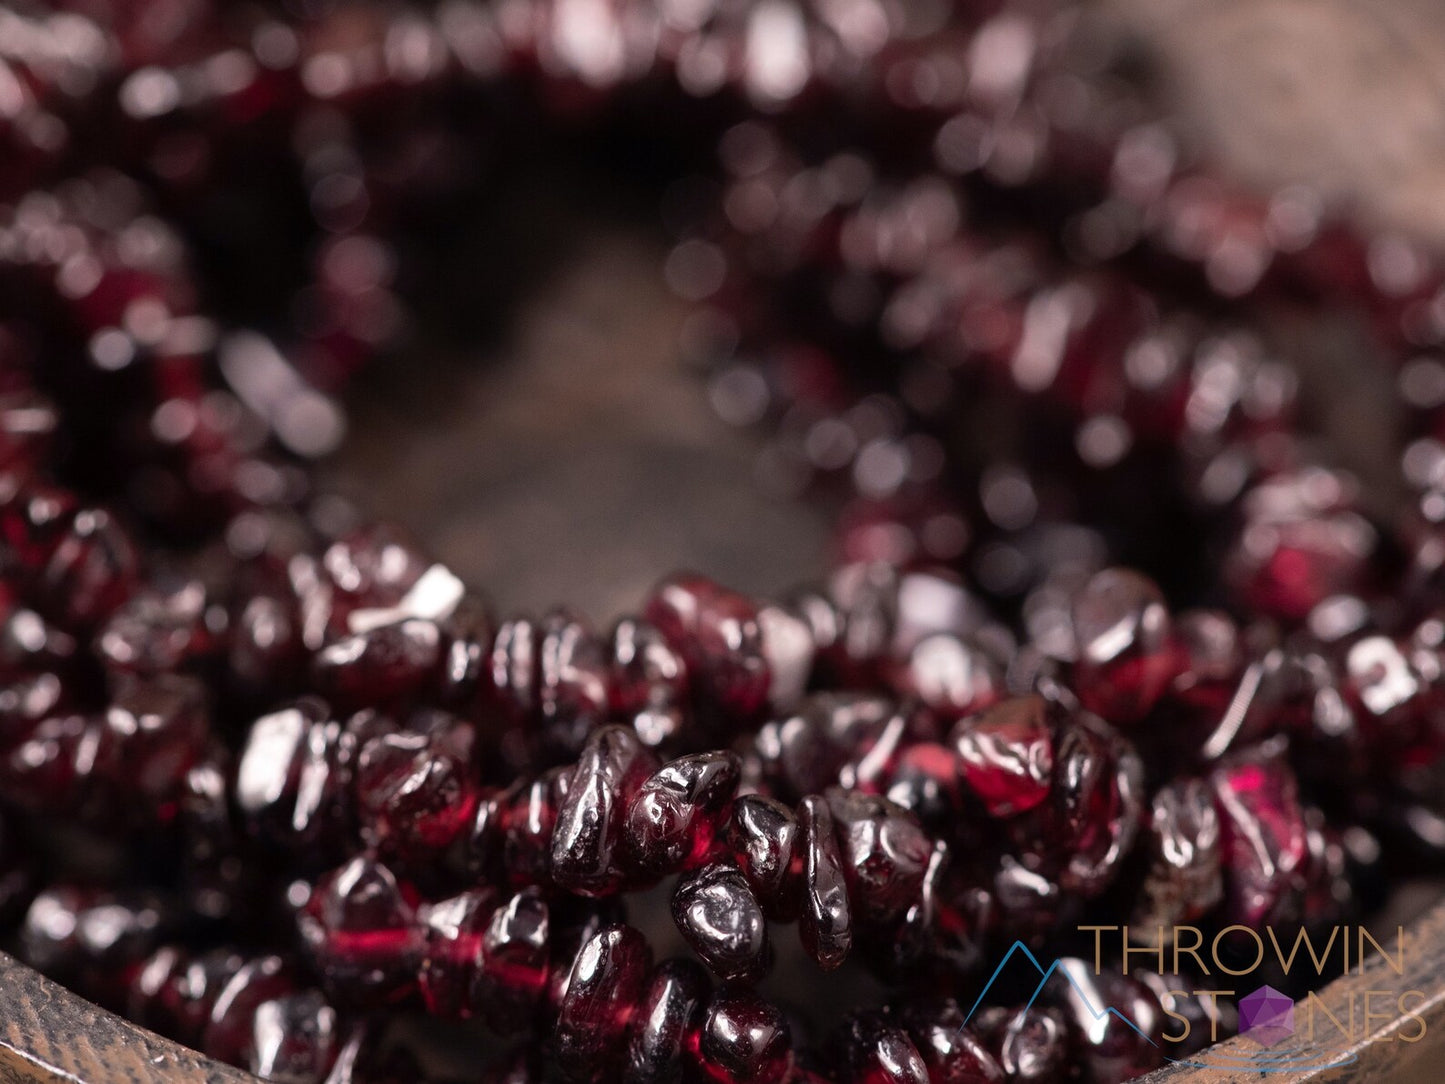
1225,469 -> 1377,622
756,693 -> 895,801
826,788 -> 933,923
474,887 -> 551,1034
625,958 -> 710,1084
892,634 -> 1003,722
1070,569 -> 1176,725
249,990 -> 340,1083
1132,778 -> 1223,929
312,618 -> 443,709
725,795 -> 801,920
105,673 -> 209,806
36,507 -> 139,628
798,794 -> 852,970
504,767 -> 570,888
553,924 -> 653,1082
1047,713 -> 1144,896
672,862 -> 770,981
96,578 -> 219,675
625,750 -> 741,876
235,699 -> 351,861
551,725 -> 658,896
696,986 -> 793,1084
320,523 -> 430,632
1209,745 -> 1308,925
1,712 -> 118,815
202,955 -> 294,1067
133,948 -> 246,1047
491,615 -> 541,728
0,484 -> 78,580
1041,958 -> 1163,1082
537,609 -> 611,757
645,575 -> 770,720
971,1007 -> 1068,1084
900,1000 -> 1004,1084
419,889 -> 496,1019
841,1015 -> 930,1084
355,716 -> 479,862
951,696 -> 1055,818
608,615 -> 687,746
298,856 -> 423,1007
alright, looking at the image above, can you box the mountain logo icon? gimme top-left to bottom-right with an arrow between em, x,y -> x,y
960,941 -> 1158,1048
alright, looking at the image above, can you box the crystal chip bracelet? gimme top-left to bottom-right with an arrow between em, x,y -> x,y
0,1 -> 1441,1083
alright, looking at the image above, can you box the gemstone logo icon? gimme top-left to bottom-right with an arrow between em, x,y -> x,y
1238,984 -> 1295,1047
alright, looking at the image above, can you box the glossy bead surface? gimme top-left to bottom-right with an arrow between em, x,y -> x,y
249,990 -> 340,1083
672,863 -> 770,981
297,857 -> 422,1007
624,958 -> 709,1084
625,751 -> 741,876
725,795 -> 800,917
1070,569 -> 1175,724
951,696 -> 1054,818
419,889 -> 495,1019
798,793 -> 852,969
553,924 -> 653,1081
696,986 -> 792,1084
645,575 -> 769,720
551,725 -> 658,896
474,888 -> 551,1034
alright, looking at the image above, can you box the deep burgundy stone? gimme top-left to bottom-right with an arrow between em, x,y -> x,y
1048,713 -> 1144,896
1,711 -> 118,815
1210,745 -> 1308,925
899,1000 -> 1004,1084
537,609 -> 611,757
320,523 -> 430,633
625,750 -> 741,876
97,578 -> 220,675
951,696 -> 1055,818
297,856 -> 423,1007
419,889 -> 496,1019
553,924 -> 653,1081
1132,778 -> 1223,929
672,863 -> 770,981
504,768 -> 570,888
355,717 -> 479,861
645,575 -> 770,719
1040,958 -> 1163,1082
893,634 -> 1004,722
1070,568 -> 1176,724
37,507 -> 139,628
201,955 -> 294,1067
841,1015 -> 930,1084
249,989 -> 340,1083
755,693 -> 895,800
21,887 -> 173,980
235,699 -> 351,860
725,795 -> 800,919
104,673 -> 209,806
551,725 -> 658,896
625,958 -> 710,1084
311,618 -> 443,708
972,1008 -> 1069,1084
474,887 -> 551,1034
798,794 -> 852,970
826,788 -> 933,923
608,615 -> 687,747
696,986 -> 793,1084
491,615 -> 541,728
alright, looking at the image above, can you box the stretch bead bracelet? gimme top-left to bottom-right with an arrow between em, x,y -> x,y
0,1 -> 1440,1083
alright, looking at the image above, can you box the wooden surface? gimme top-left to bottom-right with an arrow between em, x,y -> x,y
0,954 -> 252,1084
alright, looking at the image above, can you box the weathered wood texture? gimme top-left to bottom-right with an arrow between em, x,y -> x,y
0,953 -> 253,1083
